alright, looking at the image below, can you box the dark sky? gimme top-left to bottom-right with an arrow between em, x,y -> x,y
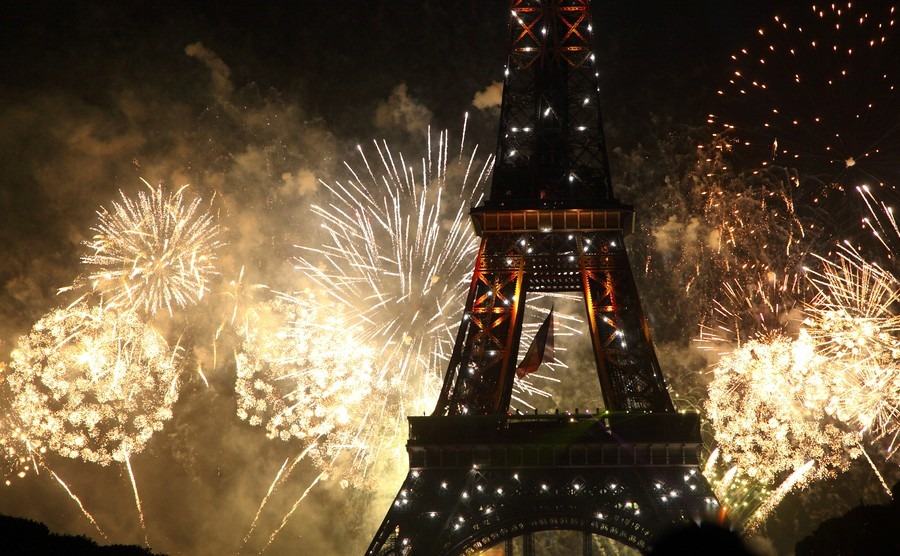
0,2 -> 873,556
1,1 -> 780,135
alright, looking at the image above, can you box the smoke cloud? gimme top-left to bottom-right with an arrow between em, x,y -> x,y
472,80 -> 503,112
373,83 -> 433,135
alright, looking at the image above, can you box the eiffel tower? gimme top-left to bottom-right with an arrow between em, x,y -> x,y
366,2 -> 719,554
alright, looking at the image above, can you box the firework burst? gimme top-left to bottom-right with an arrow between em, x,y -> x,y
697,267 -> 826,529
234,290 -> 394,486
293,127 -> 489,395
804,244 -> 900,451
293,126 -> 573,412
711,1 -> 900,192
4,302 -> 182,465
700,266 -> 862,519
80,179 -> 222,316
705,332 -> 859,488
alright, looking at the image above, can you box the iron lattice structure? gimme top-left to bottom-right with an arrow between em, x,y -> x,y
367,2 -> 718,554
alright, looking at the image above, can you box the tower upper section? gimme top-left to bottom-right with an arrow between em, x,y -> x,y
487,0 -> 618,210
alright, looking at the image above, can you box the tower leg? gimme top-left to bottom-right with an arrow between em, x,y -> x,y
524,532 -> 535,556
583,530 -> 593,556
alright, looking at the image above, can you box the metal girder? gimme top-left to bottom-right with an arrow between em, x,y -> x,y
434,229 -> 673,416
493,0 -> 612,209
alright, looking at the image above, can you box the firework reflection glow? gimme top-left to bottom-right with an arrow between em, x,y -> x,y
4,302 -> 182,466
80,179 -> 222,316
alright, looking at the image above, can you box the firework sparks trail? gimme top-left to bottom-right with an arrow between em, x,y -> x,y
858,184 -> 900,256
710,1 -> 900,192
293,126 -> 578,412
4,302 -> 182,465
698,270 -> 809,349
80,179 -> 222,316
241,442 -> 321,550
122,445 -> 148,545
259,470 -> 327,555
856,441 -> 894,497
47,467 -> 106,539
746,459 -> 815,532
704,451 -> 812,533
212,266 -> 271,377
703,447 -> 776,530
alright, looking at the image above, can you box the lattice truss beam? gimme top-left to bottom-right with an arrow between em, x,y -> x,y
494,0 -> 612,205
435,230 -> 673,416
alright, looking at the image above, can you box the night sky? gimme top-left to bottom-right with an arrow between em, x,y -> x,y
1,1 -> 892,555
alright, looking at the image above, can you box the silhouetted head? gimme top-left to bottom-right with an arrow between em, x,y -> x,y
651,522 -> 755,555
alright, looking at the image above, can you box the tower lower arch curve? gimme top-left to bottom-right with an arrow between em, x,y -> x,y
453,517 -> 650,556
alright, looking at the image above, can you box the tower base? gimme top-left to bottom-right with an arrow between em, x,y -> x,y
367,412 -> 718,555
